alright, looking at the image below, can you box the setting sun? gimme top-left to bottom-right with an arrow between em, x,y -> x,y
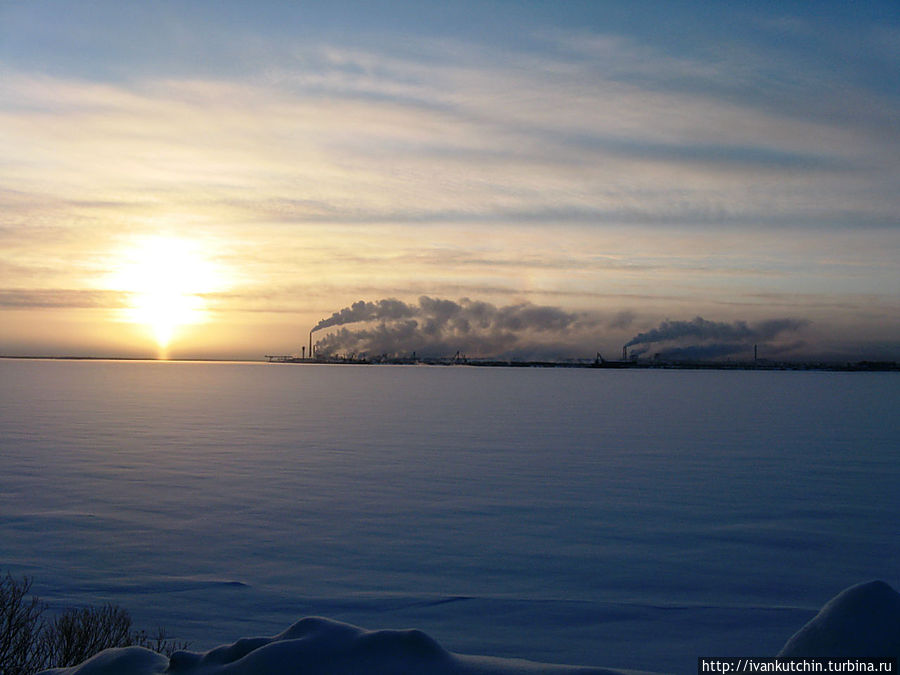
107,236 -> 223,356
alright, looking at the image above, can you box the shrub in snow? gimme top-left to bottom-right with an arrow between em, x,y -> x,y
0,574 -> 44,675
0,573 -> 185,675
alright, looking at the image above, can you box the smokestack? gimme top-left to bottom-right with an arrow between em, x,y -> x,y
302,346 -> 305,359
309,330 -> 313,361
622,345 -> 627,361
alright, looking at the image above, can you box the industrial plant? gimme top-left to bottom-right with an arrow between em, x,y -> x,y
265,329 -> 899,371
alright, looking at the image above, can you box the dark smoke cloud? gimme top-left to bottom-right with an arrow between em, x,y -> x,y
312,296 -> 594,359
626,316 -> 809,347
313,298 -> 418,332
650,343 -> 749,361
625,316 -> 810,361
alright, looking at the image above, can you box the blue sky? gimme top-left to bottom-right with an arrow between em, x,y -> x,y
1,1 -> 898,360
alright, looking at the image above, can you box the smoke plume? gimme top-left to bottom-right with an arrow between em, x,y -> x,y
312,299 -> 418,332
312,296 -> 596,359
311,300 -> 812,362
625,316 -> 810,360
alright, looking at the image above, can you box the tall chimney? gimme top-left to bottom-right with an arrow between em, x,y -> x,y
622,345 -> 627,361
309,330 -> 313,360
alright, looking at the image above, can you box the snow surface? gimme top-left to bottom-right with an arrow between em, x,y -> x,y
38,616 -> 659,675
4,362 -> 899,672
37,582 -> 900,675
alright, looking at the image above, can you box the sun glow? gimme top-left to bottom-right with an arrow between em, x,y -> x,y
109,236 -> 224,357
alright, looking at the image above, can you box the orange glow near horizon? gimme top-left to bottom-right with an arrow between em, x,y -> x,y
107,236 -> 224,357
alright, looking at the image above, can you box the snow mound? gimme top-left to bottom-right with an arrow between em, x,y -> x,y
38,616 -> 661,675
779,580 -> 900,658
39,646 -> 168,675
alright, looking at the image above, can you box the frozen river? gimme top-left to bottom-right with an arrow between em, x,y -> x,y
2,359 -> 898,673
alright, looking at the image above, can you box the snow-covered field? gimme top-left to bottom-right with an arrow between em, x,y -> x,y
2,360 -> 898,672
35,582 -> 900,675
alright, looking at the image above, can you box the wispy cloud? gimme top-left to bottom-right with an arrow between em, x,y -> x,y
2,29 -> 895,231
0,288 -> 128,309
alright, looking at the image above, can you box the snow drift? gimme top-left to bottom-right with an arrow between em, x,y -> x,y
779,580 -> 900,658
38,582 -> 900,675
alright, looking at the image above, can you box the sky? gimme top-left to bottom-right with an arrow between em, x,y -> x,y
1,0 -> 898,361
